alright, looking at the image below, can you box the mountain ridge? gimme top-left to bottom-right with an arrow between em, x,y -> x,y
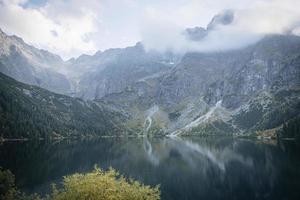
100,34 -> 300,136
0,27 -> 300,137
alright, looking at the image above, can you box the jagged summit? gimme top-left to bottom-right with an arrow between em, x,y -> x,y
184,10 -> 234,41
207,9 -> 234,30
0,28 -> 70,94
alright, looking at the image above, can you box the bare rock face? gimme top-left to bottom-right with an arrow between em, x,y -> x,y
71,43 -> 179,99
184,10 -> 234,41
185,27 -> 208,41
206,9 -> 234,30
0,30 -> 179,99
102,34 -> 300,135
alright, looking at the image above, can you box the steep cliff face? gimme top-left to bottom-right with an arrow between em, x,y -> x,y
0,29 -> 180,100
101,34 -> 300,136
159,35 -> 300,109
203,35 -> 300,108
68,43 -> 179,99
168,35 -> 300,135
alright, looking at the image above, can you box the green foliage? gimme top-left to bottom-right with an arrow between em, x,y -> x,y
282,116 -> 300,140
234,89 -> 300,133
234,104 -> 263,129
50,167 -> 160,200
145,120 -> 165,136
0,72 -> 127,139
0,167 -> 40,200
0,167 -> 16,200
0,167 -> 160,200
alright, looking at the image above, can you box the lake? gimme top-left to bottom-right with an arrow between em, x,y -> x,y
0,137 -> 300,200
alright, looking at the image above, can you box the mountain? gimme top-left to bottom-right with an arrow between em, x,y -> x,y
0,29 -> 179,100
0,72 -> 128,139
0,29 -> 71,95
101,35 -> 300,136
185,9 -> 234,41
1,15 -> 300,138
66,43 -> 180,99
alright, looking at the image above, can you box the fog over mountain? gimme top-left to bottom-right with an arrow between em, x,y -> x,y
1,0 -> 300,59
141,0 -> 300,54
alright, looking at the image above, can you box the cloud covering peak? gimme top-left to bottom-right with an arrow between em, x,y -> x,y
141,0 -> 300,54
1,0 -> 300,58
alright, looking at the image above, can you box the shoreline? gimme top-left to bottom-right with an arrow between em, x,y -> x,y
0,134 -> 159,143
1,135 -> 296,143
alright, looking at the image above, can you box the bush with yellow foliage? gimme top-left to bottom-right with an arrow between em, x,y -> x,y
50,167 -> 160,200
0,167 -> 160,200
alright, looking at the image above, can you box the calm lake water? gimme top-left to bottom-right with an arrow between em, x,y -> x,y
0,137 -> 300,200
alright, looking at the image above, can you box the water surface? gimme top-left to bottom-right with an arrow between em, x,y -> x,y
0,137 -> 299,200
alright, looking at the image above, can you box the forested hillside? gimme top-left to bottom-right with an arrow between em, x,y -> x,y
0,72 -> 127,139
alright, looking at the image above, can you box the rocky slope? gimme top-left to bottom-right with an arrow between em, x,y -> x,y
67,43 -> 179,99
185,9 -> 234,41
101,35 -> 300,136
0,29 -> 179,100
0,29 -> 71,95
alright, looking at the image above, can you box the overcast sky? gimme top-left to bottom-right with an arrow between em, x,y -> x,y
1,0 -> 300,59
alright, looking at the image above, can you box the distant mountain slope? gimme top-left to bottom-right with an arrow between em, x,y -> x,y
102,34 -> 300,136
0,29 -> 71,95
0,29 -> 179,100
0,72 -> 128,139
67,43 -> 179,99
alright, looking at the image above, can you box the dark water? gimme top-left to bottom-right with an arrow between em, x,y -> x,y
0,137 -> 300,200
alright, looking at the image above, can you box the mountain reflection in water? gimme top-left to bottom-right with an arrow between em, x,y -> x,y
0,137 -> 299,200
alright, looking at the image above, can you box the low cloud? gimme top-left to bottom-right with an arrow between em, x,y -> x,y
0,0 -> 145,59
1,0 -> 300,58
141,0 -> 300,54
0,0 -> 103,59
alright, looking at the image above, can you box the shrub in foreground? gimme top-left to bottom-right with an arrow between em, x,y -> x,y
0,167 -> 40,200
51,167 -> 160,200
1,167 -> 160,200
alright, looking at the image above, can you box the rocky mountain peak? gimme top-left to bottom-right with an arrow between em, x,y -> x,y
184,10 -> 235,42
207,9 -> 234,30
184,27 -> 207,41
